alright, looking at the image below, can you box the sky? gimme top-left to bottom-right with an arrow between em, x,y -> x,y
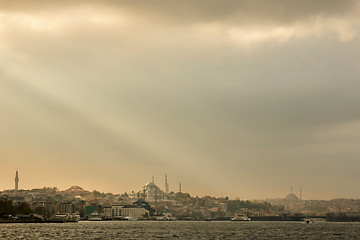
1,0 -> 360,200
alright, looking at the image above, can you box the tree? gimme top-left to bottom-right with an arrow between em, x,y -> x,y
13,202 -> 32,215
0,199 -> 13,216
133,199 -> 155,216
0,199 -> 33,217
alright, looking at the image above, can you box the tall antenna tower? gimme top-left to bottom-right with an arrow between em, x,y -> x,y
15,170 -> 19,191
179,182 -> 182,193
152,176 -> 154,183
300,186 -> 302,200
165,174 -> 169,194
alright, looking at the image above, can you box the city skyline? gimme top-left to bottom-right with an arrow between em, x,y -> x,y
1,1 -> 360,200
0,170 -> 342,201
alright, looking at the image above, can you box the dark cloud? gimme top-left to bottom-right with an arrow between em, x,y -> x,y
1,0 -> 360,199
116,0 -> 359,25
0,0 -> 358,26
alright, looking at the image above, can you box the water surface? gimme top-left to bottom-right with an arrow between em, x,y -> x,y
0,221 -> 359,239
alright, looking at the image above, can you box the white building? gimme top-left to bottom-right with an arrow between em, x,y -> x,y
110,204 -> 149,219
103,205 -> 112,218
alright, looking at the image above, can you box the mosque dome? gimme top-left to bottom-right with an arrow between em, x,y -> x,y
145,182 -> 157,188
141,180 -> 165,200
285,193 -> 299,201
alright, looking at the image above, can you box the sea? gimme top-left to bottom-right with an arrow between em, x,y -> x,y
1,221 -> 359,240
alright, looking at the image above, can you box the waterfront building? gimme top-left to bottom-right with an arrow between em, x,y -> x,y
85,205 -> 99,216
111,204 -> 149,218
60,202 -> 73,214
103,205 -> 112,218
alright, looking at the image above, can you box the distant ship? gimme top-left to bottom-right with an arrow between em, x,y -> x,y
125,216 -> 139,221
51,213 -> 80,222
52,214 -> 68,223
88,212 -> 102,221
156,216 -> 177,221
67,213 -> 81,222
231,213 -> 251,221
304,217 -> 325,224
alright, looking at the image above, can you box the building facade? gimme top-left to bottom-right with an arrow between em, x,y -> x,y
110,204 -> 149,218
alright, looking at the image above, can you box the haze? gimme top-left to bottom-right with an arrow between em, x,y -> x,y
1,0 -> 360,200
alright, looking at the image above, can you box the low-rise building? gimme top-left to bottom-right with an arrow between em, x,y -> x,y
111,204 -> 149,219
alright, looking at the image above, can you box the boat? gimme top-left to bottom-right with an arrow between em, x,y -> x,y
304,217 -> 326,223
51,214 -> 68,223
231,216 -> 251,221
88,212 -> 102,221
312,218 -> 326,222
125,216 -> 139,221
67,213 -> 81,222
304,217 -> 314,224
231,213 -> 251,221
156,215 -> 177,221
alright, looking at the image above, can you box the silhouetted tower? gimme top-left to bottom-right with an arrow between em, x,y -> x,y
15,170 -> 19,191
152,176 -> 154,183
179,182 -> 182,193
165,174 -> 169,195
300,186 -> 302,200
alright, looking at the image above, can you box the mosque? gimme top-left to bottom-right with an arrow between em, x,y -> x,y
140,176 -> 166,201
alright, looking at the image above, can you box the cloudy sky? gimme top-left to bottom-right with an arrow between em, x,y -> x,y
1,0 -> 360,200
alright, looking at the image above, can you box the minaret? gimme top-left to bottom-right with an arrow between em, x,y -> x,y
179,182 -> 182,193
165,174 -> 169,195
152,176 -> 154,183
15,171 -> 19,191
300,186 -> 302,200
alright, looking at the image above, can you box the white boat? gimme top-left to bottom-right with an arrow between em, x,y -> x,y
88,212 -> 102,221
231,213 -> 251,221
52,214 -> 68,223
67,214 -> 81,222
156,216 -> 177,221
125,216 -> 139,221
